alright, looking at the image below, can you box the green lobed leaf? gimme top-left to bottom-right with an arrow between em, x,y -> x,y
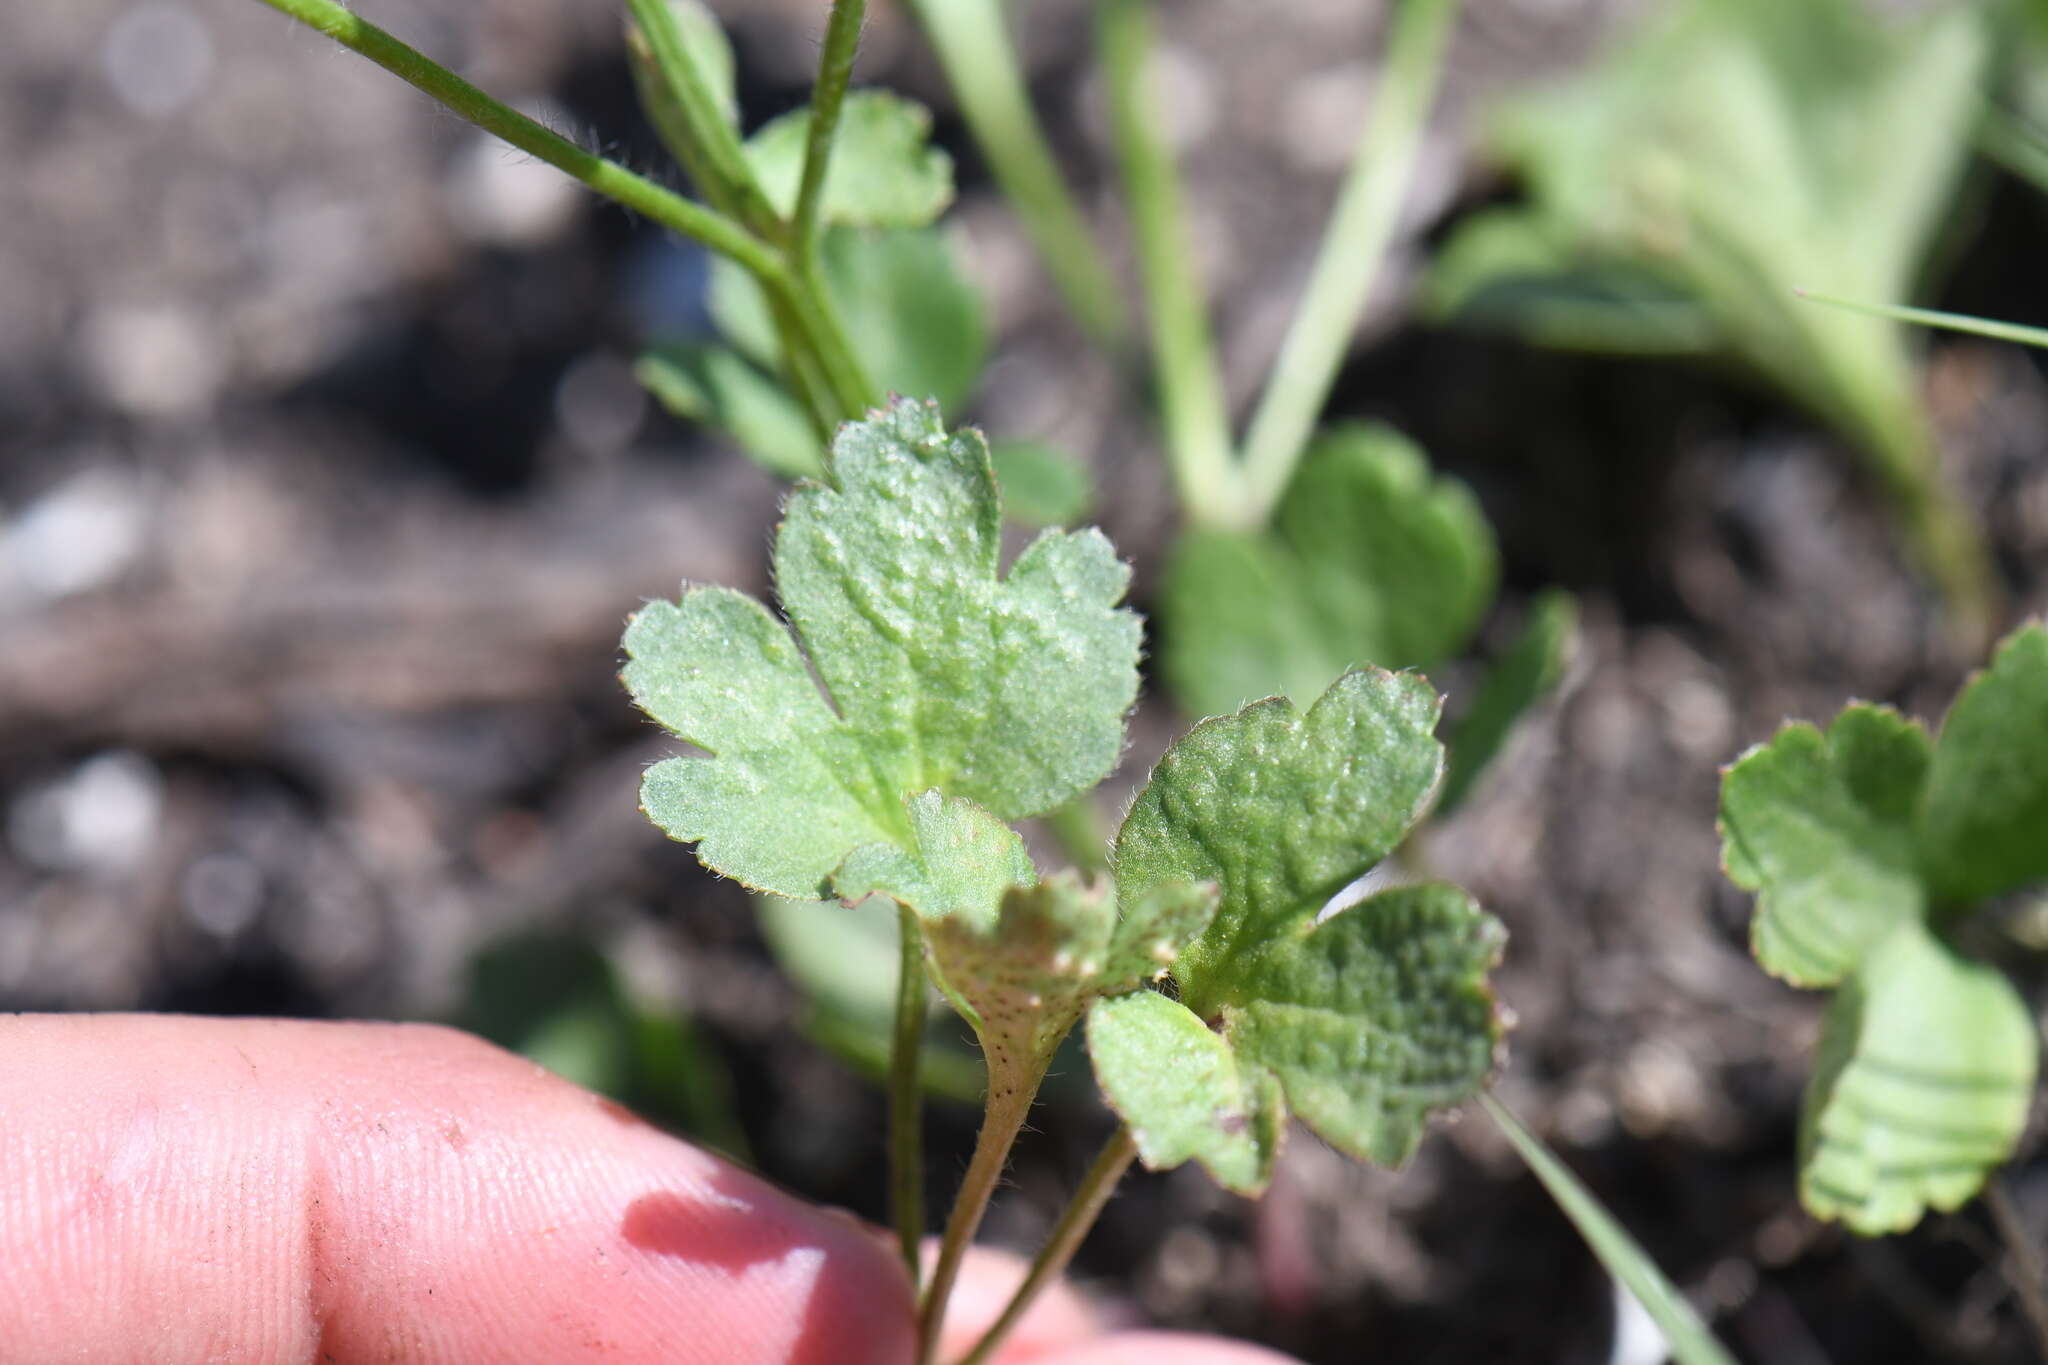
1159,423 -> 1497,720
635,343 -> 823,480
1087,989 -> 1286,1194
1099,673 -> 1505,1175
1230,883 -> 1506,1167
623,397 -> 1139,898
745,90 -> 955,230
834,791 -> 1036,926
1116,667 -> 1447,1013
1718,704 -> 1931,988
1799,919 -> 2037,1235
709,227 -> 989,414
925,873 -> 1218,1106
1437,590 -> 1578,816
1918,624 -> 2048,906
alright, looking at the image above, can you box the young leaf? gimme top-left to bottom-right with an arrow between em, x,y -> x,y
1426,0 -> 1993,617
834,792 -> 1036,925
1918,625 -> 2048,907
1119,667 -> 1448,1005
1719,705 -> 1932,988
622,397 -> 1139,898
1799,920 -> 2036,1235
924,873 -> 1218,1105
636,343 -> 824,480
1718,623 -> 2048,1234
745,90 -> 955,230
1437,590 -> 1578,817
1087,989 -> 1286,1193
1159,423 -> 1496,720
1097,669 -> 1506,1188
709,226 -> 990,415
1430,0 -> 1983,450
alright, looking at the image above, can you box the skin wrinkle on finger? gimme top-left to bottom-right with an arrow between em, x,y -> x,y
0,1015 -> 915,1364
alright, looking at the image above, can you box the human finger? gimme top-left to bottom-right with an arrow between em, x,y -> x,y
0,1013 -> 911,1364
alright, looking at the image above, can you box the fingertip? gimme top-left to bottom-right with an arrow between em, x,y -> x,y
1032,1331 -> 1308,1365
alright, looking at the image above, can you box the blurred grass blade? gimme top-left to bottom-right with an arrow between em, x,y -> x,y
1483,1096 -> 1740,1365
1797,292 -> 2048,351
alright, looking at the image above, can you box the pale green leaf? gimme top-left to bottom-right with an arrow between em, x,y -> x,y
745,90 -> 955,229
1430,0 -> 1986,484
1116,668 -> 1446,1014
1230,883 -> 1505,1166
635,343 -> 823,480
1919,624 -> 2048,906
623,398 -> 1138,897
1086,989 -> 1286,1195
1159,423 -> 1497,720
1799,920 -> 2037,1235
834,791 -> 1036,926
926,873 -> 1217,1104
1438,590 -> 1577,816
709,227 -> 989,413
991,440 -> 1093,528
1484,1097 -> 1740,1365
1718,705 -> 1931,988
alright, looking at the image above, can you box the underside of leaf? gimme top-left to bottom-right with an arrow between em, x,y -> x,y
1087,989 -> 1286,1194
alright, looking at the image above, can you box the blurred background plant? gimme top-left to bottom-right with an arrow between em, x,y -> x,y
6,1 -> 2048,1361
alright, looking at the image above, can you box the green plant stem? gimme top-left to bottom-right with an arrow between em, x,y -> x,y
1097,0 -> 1241,531
621,0 -> 779,236
1984,1176 -> 2048,1362
917,1072 -> 1040,1364
1238,0 -> 1461,523
956,1127 -> 1138,1365
797,0 -> 867,260
891,903 -> 930,1289
256,0 -> 876,424
255,0 -> 772,273
900,0 -> 1127,350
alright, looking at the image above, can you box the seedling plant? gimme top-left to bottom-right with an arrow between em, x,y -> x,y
248,1 -> 1729,1360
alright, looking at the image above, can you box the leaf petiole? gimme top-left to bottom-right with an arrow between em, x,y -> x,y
890,903 -> 930,1289
955,1126 -> 1139,1365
